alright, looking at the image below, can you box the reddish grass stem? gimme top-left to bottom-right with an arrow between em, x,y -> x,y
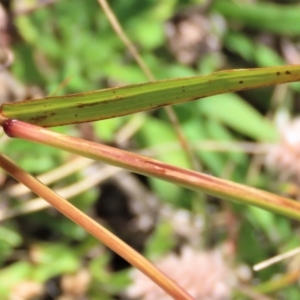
0,152 -> 194,300
4,119 -> 300,220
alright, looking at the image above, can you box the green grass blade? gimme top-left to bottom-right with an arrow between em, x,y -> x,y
2,65 -> 300,127
198,94 -> 277,141
213,0 -> 300,36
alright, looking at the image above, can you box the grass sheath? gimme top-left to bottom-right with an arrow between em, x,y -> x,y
4,119 -> 300,221
0,152 -> 194,300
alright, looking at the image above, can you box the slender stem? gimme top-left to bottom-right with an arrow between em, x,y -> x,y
255,270 -> 300,294
49,76 -> 73,96
97,0 -> 154,81
97,0 -> 199,171
7,157 -> 93,197
0,152 -> 193,300
5,119 -> 300,221
1,165 -> 122,221
254,247 -> 300,271
97,0 -> 205,245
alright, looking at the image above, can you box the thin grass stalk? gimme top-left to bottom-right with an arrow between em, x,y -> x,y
255,270 -> 300,294
7,157 -> 93,197
0,165 -> 122,221
0,152 -> 194,300
97,0 -> 199,171
254,247 -> 300,271
4,119 -> 300,220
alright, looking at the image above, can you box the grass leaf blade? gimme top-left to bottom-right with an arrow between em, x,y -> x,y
1,66 -> 300,127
